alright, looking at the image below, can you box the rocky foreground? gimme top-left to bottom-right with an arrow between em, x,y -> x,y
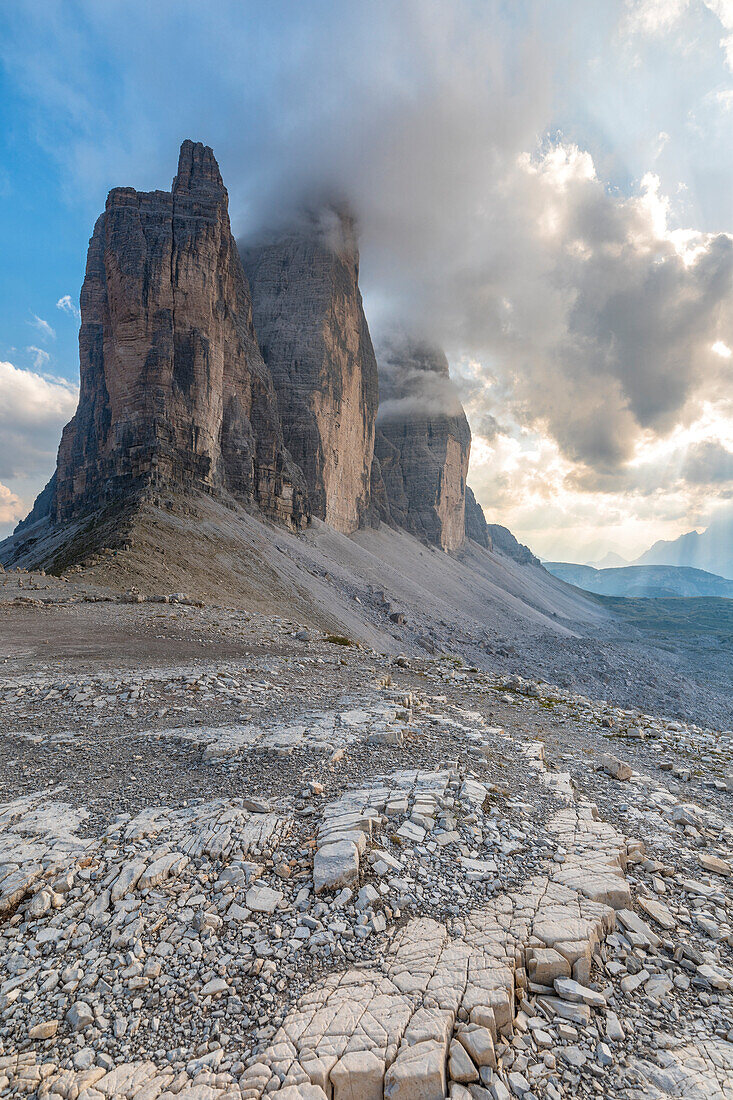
0,574 -> 732,1100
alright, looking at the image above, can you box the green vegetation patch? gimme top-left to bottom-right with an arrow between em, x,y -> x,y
592,594 -> 733,638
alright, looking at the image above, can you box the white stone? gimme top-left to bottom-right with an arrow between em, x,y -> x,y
449,1038 -> 478,1083
330,1049 -> 384,1100
314,840 -> 359,893
138,852 -> 188,890
554,977 -> 606,1008
110,859 -> 147,902
200,978 -> 229,997
277,1087 -> 329,1100
245,884 -> 283,913
384,1039 -> 446,1100
457,1025 -> 495,1069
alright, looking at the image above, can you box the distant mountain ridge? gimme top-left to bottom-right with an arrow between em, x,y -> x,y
545,561 -> 733,599
586,551 -> 629,568
633,509 -> 733,581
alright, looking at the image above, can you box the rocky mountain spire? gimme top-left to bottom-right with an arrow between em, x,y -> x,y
33,141 -> 307,529
375,336 -> 471,551
10,140 -> 490,569
241,206 -> 379,535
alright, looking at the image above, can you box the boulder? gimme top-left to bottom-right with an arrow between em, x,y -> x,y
66,1001 -> 94,1032
456,1024 -> 496,1069
314,840 -> 360,893
448,1038 -> 479,1083
527,947 -> 571,985
600,754 -> 632,781
384,1039 -> 447,1100
330,1049 -> 384,1100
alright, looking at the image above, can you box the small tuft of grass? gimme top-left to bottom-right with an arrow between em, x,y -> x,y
325,634 -> 354,646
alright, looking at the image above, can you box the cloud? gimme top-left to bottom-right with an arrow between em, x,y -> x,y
465,418 -> 733,560
681,439 -> 733,482
625,0 -> 733,69
26,346 -> 50,370
624,0 -> 691,35
0,482 -> 24,526
376,335 -> 466,423
56,294 -> 80,320
2,6 -> 730,476
0,360 -> 78,482
28,314 -> 56,341
434,147 -> 733,480
2,0 -> 733,553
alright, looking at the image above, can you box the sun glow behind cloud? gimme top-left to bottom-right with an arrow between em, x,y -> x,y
450,140 -> 733,560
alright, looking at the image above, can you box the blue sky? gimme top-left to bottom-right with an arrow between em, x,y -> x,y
1,0 -> 733,558
0,62 -> 88,385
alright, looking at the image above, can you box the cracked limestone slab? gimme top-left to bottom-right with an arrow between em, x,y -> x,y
140,703 -> 399,760
629,1038 -> 733,1099
240,798 -> 629,1097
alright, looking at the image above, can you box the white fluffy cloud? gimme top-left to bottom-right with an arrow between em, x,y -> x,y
444,149 -> 733,478
626,0 -> 733,68
0,482 -> 24,527
465,392 -> 733,559
0,360 -> 78,482
624,0 -> 691,35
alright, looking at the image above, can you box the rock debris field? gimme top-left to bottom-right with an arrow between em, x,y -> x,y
1,583 -> 732,1099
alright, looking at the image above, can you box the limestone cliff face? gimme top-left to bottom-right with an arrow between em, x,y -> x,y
241,209 -> 379,534
48,140 -> 306,527
376,338 -> 471,551
488,524 -> 541,566
464,486 -> 491,548
13,141 -> 485,564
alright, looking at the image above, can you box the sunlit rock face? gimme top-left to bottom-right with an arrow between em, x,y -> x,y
376,337 -> 471,551
241,208 -> 379,535
44,140 -> 307,528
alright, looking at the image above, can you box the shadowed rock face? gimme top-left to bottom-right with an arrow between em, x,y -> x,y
464,486 -> 491,548
376,338 -> 471,551
241,208 -> 379,535
42,140 -> 307,528
488,524 -> 541,566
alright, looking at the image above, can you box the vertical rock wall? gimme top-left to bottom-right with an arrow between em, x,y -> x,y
50,141 -> 306,527
376,338 -> 471,551
465,486 -> 491,548
241,209 -> 379,534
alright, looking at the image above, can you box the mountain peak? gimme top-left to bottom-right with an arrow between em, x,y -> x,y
173,139 -> 225,196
